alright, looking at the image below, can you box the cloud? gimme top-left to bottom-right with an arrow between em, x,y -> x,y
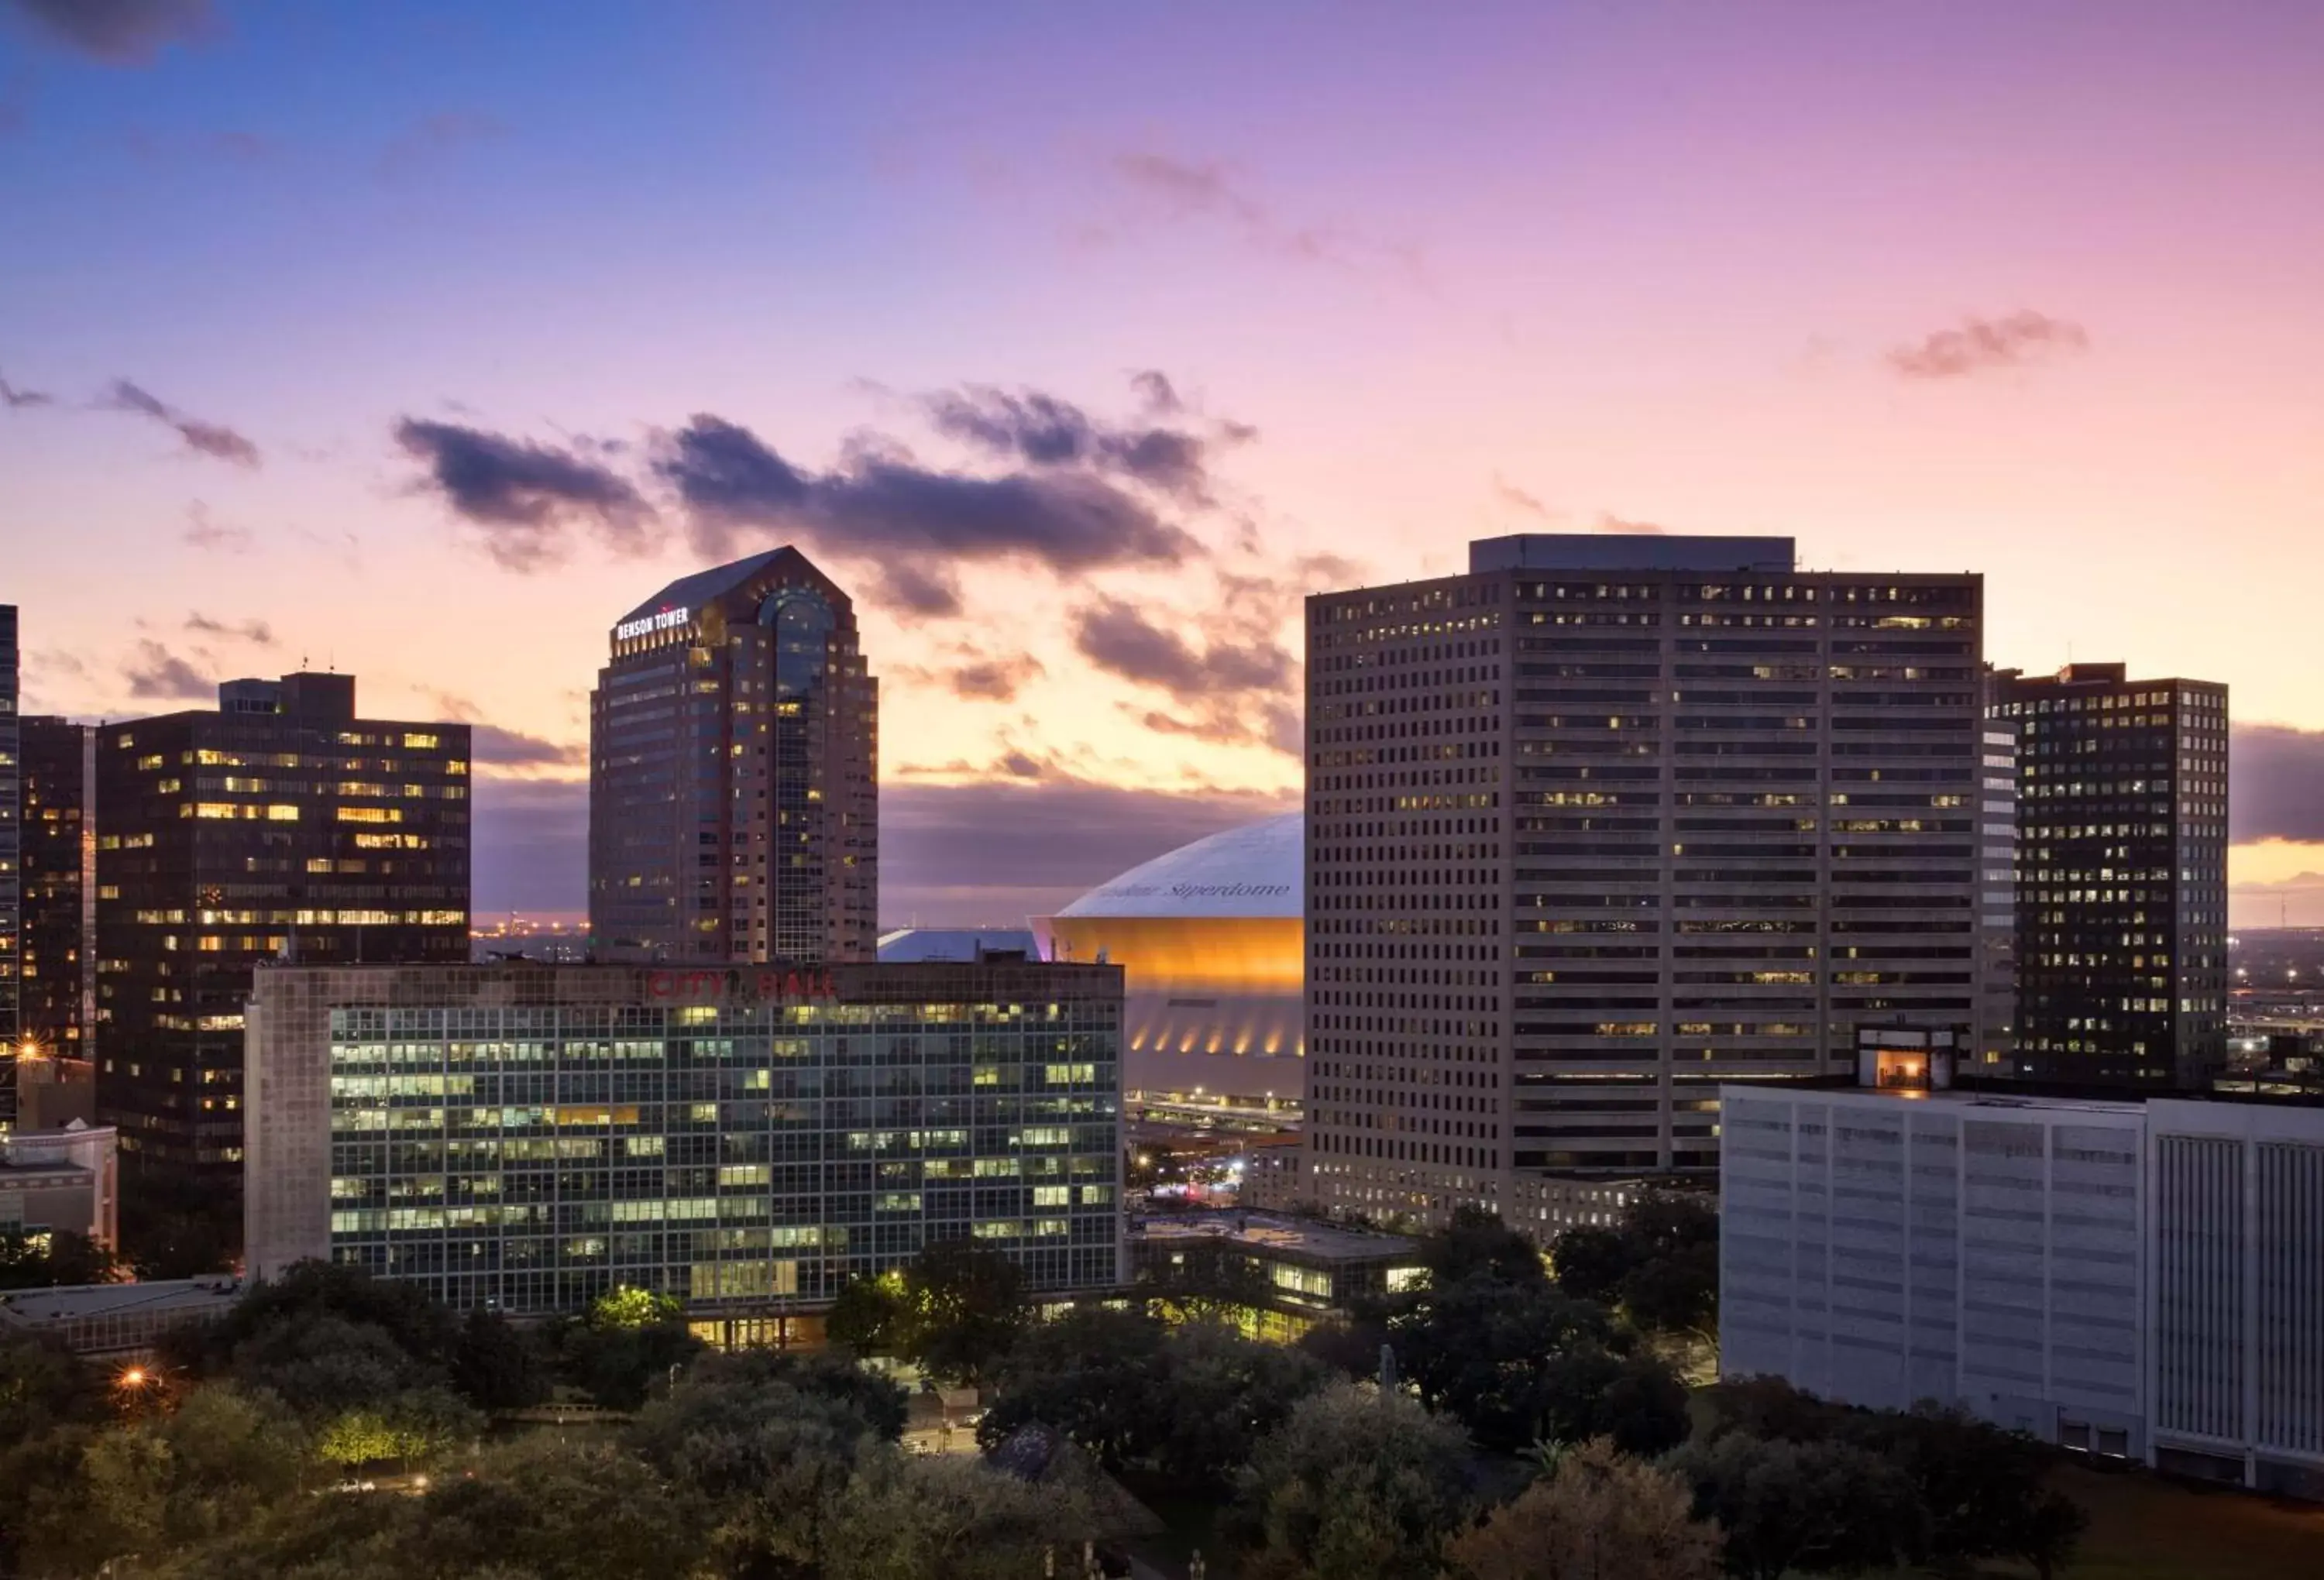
895,647 -> 1047,703
1074,596 -> 1291,699
421,689 -> 583,771
1886,311 -> 2091,380
121,640 -> 211,701
1072,579 -> 1301,755
658,412 -> 1202,610
181,500 -> 253,552
4,0 -> 211,63
880,775 -> 1296,926
1129,369 -> 1181,414
379,111 -> 505,180
920,383 -> 1232,504
1494,476 -> 1552,519
1,368 -> 53,407
103,379 -> 261,466
1598,513 -> 1668,535
394,417 -> 658,570
2233,723 -> 2324,843
1112,150 -> 1425,280
184,612 -> 273,645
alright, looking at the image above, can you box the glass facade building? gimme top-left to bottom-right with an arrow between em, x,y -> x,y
591,548 -> 878,967
95,673 -> 470,1183
245,961 -> 1127,1327
1989,664 -> 2229,1089
0,606 -> 19,1125
19,717 -> 95,1064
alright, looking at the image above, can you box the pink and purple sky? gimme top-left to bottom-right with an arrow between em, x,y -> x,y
5,0 -> 2322,925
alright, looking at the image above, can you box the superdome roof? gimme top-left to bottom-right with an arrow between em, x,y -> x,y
1054,812 -> 1302,921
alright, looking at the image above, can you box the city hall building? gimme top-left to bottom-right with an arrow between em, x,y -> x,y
245,960 -> 1126,1341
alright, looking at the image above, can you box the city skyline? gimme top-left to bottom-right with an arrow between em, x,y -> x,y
5,1 -> 2324,925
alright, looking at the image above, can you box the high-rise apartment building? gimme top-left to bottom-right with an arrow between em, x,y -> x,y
19,718 -> 95,1063
591,548 -> 878,966
0,606 -> 19,1115
95,673 -> 469,1183
1305,535 -> 1986,1233
1989,664 -> 2229,1089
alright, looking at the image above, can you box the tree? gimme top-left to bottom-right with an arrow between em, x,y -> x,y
408,1434 -> 705,1580
1390,1275 -> 1614,1452
1535,1348 -> 1692,1459
448,1307 -> 551,1412
1140,1235 -> 1274,1325
827,1271 -> 909,1358
821,1451 -> 1105,1580
1422,1204 -> 1550,1290
899,1237 -> 1027,1387
1150,1319 -> 1330,1492
1665,1432 -> 1925,1580
186,1260 -> 458,1374
590,1283 -> 684,1330
223,1314 -> 440,1419
2006,1487 -> 2089,1580
0,1331 -> 102,1448
316,1388 -> 481,1475
0,1230 -> 128,1290
557,1303 -> 705,1410
1445,1437 -> 1721,1580
977,1305 -> 1167,1470
1232,1381 -> 1472,1580
1548,1225 -> 1631,1306
630,1354 -> 899,1577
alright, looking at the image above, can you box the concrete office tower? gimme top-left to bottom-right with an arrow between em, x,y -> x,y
244,960 -> 1125,1336
1989,664 -> 2230,1089
95,673 -> 470,1183
19,718 -> 95,1068
591,549 -> 878,966
1305,534 -> 1985,1232
0,606 -> 19,1115
1973,723 -> 2019,1072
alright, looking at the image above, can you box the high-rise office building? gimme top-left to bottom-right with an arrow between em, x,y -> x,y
1989,663 -> 2229,1089
19,718 -> 95,1063
95,672 -> 470,1183
0,606 -> 19,1123
244,960 -> 1126,1336
1305,534 -> 1986,1233
590,548 -> 878,966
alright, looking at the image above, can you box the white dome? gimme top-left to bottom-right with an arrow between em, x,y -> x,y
1054,812 -> 1302,920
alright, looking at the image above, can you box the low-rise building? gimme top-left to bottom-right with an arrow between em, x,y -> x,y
0,1120 -> 119,1245
1130,1209 -> 1423,1341
0,1276 -> 242,1360
1721,1078 -> 2324,1499
244,960 -> 1126,1347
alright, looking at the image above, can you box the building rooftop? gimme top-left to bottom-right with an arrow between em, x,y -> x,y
1133,1209 -> 1419,1264
1467,533 -> 1798,575
0,1276 -> 242,1325
875,928 -> 1040,963
1054,813 -> 1301,922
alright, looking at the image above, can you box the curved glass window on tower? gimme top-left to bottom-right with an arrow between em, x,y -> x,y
759,589 -> 834,696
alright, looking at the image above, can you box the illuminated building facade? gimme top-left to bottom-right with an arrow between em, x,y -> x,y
1037,815 -> 1303,1107
1307,534 -> 1988,1232
95,673 -> 470,1183
591,548 -> 877,967
0,605 -> 19,1120
1989,664 -> 2229,1090
19,717 -> 95,1064
244,961 -> 1125,1337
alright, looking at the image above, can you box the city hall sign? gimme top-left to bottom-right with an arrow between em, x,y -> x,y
642,967 -> 838,1004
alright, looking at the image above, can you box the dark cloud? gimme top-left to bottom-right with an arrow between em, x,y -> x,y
2233,723 -> 2324,844
1886,311 -> 2090,380
880,777 -> 1295,926
394,417 -> 657,570
1,369 -> 52,408
5,0 -> 211,63
104,379 -> 261,466
870,562 -> 965,620
184,612 -> 273,645
659,413 -> 1202,606
181,500 -> 253,552
380,111 -> 506,180
1074,595 -> 1292,700
1129,369 -> 1181,414
921,385 -> 1222,503
121,640 -> 211,702
954,652 -> 1046,702
473,725 -> 583,769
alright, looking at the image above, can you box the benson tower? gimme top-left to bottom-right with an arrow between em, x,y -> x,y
590,548 -> 878,966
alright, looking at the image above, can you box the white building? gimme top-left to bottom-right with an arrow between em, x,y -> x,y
1721,1083 -> 2324,1499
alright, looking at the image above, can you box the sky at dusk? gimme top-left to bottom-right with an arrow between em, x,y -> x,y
4,0 -> 2322,926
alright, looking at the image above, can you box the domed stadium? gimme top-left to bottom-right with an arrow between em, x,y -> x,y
1033,813 -> 1303,1110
